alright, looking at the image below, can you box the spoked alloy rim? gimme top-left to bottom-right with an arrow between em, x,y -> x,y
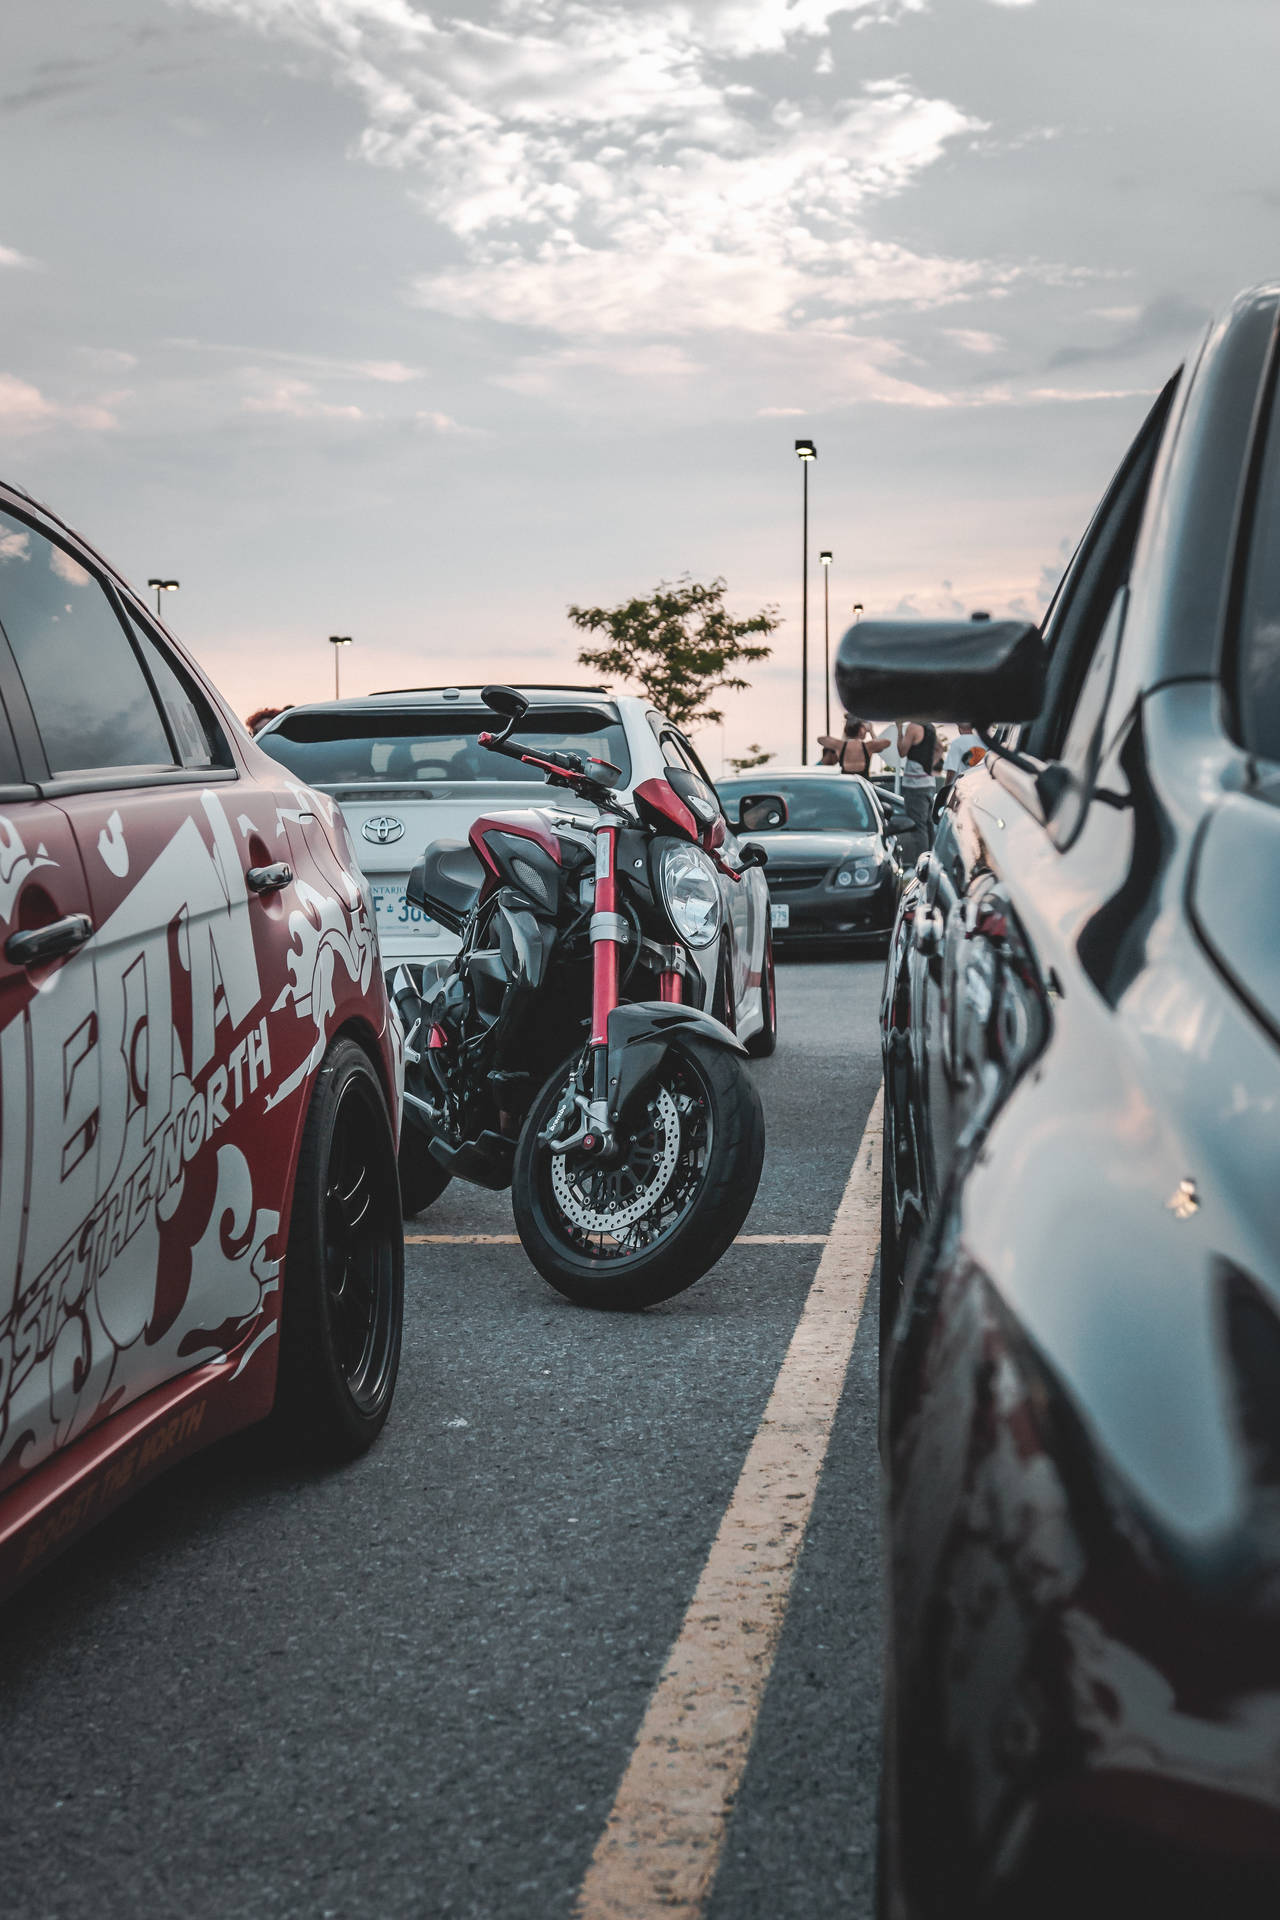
539,1053 -> 715,1262
323,1079 -> 398,1411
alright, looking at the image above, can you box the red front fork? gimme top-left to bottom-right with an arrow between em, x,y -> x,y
590,827 -> 683,1105
589,822 -> 620,1048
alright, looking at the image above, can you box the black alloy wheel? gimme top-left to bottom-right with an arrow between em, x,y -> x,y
274,1037 -> 404,1458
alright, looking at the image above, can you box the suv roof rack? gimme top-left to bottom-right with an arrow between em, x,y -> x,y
368,682 -> 612,698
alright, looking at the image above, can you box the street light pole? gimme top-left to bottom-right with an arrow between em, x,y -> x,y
147,577 -> 179,620
329,634 -> 353,699
795,440 -> 816,764
819,551 -> 832,736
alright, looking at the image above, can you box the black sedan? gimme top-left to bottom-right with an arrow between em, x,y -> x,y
839,282 -> 1280,1919
718,769 -> 912,947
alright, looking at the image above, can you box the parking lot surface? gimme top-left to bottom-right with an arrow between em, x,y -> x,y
0,953 -> 883,1920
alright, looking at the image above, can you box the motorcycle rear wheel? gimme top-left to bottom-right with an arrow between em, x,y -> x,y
512,1035 -> 765,1309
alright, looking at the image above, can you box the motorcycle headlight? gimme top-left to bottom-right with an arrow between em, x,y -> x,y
656,841 -> 723,949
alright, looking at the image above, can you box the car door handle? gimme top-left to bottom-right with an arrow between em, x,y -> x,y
5,912 -> 94,968
246,862 -> 293,895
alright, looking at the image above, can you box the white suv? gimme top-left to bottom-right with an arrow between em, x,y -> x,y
256,685 -> 776,1049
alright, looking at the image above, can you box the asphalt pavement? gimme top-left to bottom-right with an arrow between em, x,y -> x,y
0,951 -> 885,1920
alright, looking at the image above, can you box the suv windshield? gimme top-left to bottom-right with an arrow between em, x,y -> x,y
258,705 -> 632,788
719,777 -> 877,833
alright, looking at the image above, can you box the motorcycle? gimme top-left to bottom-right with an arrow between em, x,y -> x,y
390,685 -> 767,1309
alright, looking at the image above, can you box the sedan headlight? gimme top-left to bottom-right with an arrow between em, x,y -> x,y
835,861 -> 878,889
656,841 -> 723,949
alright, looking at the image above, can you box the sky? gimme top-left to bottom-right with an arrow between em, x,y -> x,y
3,0 -> 1279,767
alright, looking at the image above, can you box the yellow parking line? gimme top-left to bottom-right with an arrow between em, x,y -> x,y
572,1088 -> 884,1920
404,1233 -> 829,1246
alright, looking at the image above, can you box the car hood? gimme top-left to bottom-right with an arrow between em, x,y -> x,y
741,830 -> 883,865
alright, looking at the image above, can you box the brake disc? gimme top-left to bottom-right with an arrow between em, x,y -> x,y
550,1084 -> 682,1232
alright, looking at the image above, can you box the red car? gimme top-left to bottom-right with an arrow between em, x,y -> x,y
0,483 -> 404,1598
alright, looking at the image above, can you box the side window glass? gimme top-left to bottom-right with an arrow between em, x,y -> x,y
0,694 -> 21,785
125,612 -> 230,770
0,511 -> 174,775
1057,587 -> 1126,776
1235,375 -> 1280,764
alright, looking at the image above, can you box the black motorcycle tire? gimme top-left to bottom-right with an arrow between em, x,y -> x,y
512,1034 -> 765,1310
398,1127 -> 453,1218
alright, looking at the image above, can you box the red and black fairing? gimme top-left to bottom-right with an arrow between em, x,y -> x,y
635,768 -> 728,857
469,809 -> 565,915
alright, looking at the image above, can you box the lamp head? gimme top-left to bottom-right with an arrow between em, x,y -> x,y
819,550 -> 832,567
794,438 -> 816,461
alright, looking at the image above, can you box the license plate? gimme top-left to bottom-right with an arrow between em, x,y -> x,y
770,903 -> 790,930
372,882 -> 434,932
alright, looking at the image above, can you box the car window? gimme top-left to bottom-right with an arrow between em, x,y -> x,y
258,706 -> 632,787
123,610 -> 232,770
718,777 -> 877,833
0,510 -> 175,776
1057,587 -> 1127,778
0,691 -> 21,785
1233,367 -> 1280,764
1022,377 -> 1177,763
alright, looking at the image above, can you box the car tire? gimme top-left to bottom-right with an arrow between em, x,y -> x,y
745,928 -> 778,1057
399,1128 -> 452,1218
273,1037 -> 404,1460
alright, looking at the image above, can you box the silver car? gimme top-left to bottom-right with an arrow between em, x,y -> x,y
256,684 -> 778,1051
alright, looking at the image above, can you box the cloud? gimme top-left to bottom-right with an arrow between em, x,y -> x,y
0,243 -> 36,269
241,376 -> 364,419
0,373 -> 118,432
78,346 -> 139,370
184,1 -> 1013,349
1047,292 -> 1210,369
941,328 -> 1004,353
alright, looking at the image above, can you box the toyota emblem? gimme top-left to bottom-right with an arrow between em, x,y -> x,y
362,815 -> 405,845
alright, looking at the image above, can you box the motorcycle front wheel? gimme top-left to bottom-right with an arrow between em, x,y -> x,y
511,1035 -> 765,1309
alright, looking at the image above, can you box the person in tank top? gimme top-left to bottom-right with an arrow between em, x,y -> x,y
894,719 -> 939,862
816,714 -> 890,776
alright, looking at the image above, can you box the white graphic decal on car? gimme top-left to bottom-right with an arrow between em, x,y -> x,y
97,809 -> 129,877
267,873 -> 375,1112
0,793 -> 293,1482
0,814 -> 55,925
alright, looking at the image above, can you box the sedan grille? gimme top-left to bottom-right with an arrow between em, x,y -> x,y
768,864 -> 832,893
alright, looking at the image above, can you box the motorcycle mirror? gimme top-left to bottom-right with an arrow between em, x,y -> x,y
480,684 -> 530,723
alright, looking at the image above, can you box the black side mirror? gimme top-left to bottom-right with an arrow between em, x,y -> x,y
739,843 -> 768,869
835,619 -> 1046,725
480,684 -> 530,723
737,794 -> 788,833
888,807 -> 914,835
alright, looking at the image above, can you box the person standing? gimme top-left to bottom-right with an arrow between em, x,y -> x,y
943,722 -> 985,787
895,718 -> 938,862
816,714 -> 891,775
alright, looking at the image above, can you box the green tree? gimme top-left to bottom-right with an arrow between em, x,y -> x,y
568,575 -> 779,730
727,744 -> 775,774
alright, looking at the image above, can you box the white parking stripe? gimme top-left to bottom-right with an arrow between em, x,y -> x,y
573,1087 -> 884,1920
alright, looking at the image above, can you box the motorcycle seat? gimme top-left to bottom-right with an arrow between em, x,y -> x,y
409,838 -> 484,926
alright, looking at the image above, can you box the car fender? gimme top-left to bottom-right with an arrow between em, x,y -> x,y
604,1001 -> 746,1126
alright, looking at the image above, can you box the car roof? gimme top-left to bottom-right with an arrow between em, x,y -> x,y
259,686 -> 625,727
365,683 -> 612,702
719,766 -> 878,781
